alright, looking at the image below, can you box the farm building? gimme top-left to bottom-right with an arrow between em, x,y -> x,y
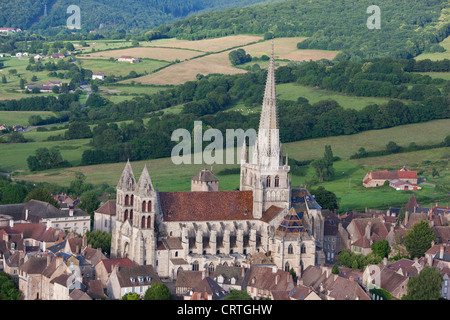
92,72 -> 105,80
389,179 -> 421,191
118,56 -> 140,63
363,166 -> 418,188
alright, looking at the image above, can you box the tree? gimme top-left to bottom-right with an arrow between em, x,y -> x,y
144,283 -> 172,300
332,264 -> 339,274
0,183 -> 27,204
1,75 -> 6,84
24,187 -> 59,207
311,158 -> 327,182
310,186 -> 339,211
402,266 -> 443,300
432,168 -> 439,178
386,141 -> 401,154
228,49 -> 252,66
121,293 -> 140,300
403,220 -> 436,259
0,272 -> 21,300
371,240 -> 391,258
225,289 -> 253,300
323,145 -> 335,179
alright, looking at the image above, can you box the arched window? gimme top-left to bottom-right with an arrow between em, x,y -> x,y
125,195 -> 130,206
275,176 -> 279,187
285,262 -> 290,272
301,244 -> 306,254
130,195 -> 134,206
148,201 -> 152,212
141,216 -> 146,228
124,210 -> 128,221
192,261 -> 199,271
147,216 -> 151,229
130,210 -> 133,223
208,263 -> 215,274
266,176 -> 271,188
142,201 -> 147,212
288,244 -> 294,254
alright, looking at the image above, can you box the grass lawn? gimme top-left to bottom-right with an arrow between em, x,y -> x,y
277,83 -> 394,110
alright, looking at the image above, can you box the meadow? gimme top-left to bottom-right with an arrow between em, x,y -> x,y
277,83 -> 394,110
0,110 -> 57,127
0,57 -> 64,100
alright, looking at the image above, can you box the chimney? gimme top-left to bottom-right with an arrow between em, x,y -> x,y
440,245 -> 444,260
275,274 -> 280,285
272,265 -> 278,274
69,209 -> 74,217
47,254 -> 51,267
9,219 -> 14,228
25,208 -> 29,221
202,268 -> 206,280
241,265 -> 245,278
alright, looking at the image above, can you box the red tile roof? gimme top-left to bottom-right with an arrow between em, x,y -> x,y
159,191 -> 253,222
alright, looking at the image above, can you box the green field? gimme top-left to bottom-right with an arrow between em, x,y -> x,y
0,111 -> 57,127
283,119 -> 450,162
0,57 -> 64,100
78,58 -> 169,77
0,138 -> 91,172
277,83 -> 393,110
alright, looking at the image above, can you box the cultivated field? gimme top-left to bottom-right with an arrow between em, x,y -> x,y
149,35 -> 263,52
121,50 -> 248,85
120,36 -> 340,85
78,47 -> 204,62
78,58 -> 168,77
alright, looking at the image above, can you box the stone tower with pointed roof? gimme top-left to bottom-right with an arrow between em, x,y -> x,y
111,162 -> 161,266
240,44 -> 291,219
191,168 -> 219,192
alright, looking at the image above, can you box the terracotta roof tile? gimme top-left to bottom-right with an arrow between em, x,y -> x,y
159,191 -> 253,222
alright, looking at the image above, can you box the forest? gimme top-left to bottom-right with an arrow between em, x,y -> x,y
151,0 -> 450,60
0,0 -> 279,33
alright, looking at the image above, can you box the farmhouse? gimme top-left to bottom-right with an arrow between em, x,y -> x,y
389,179 -> 421,191
92,72 -> 105,80
363,166 -> 418,188
51,53 -> 65,59
118,56 -> 139,63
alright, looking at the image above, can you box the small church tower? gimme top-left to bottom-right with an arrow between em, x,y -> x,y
191,168 -> 219,192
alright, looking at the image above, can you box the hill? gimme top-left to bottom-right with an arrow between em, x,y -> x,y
0,0 -> 285,32
151,0 -> 450,60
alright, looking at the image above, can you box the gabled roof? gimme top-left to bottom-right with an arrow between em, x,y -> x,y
116,265 -> 160,287
95,200 -> 116,216
276,207 -> 306,236
99,258 -> 135,273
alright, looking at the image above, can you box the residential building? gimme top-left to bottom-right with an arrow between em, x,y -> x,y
94,199 -> 116,233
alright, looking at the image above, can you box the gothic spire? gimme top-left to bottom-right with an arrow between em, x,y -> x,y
117,159 -> 136,191
136,164 -> 154,197
255,42 -> 281,167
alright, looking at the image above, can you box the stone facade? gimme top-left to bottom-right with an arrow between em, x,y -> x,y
110,46 -> 325,279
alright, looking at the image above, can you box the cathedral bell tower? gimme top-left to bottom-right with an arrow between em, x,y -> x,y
240,43 -> 291,219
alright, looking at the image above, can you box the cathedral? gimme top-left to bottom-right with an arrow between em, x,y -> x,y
110,46 -> 325,279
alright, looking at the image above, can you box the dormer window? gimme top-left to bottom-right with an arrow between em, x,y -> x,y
146,276 -> 151,282
138,276 -> 144,284
130,277 -> 135,283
